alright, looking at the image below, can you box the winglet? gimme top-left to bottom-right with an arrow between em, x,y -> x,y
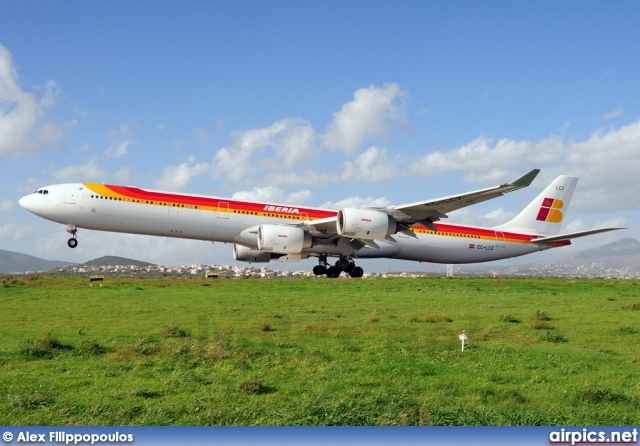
510,169 -> 540,188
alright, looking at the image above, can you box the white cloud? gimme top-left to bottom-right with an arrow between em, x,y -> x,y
17,177 -> 39,192
442,206 -> 517,228
593,217 -> 630,229
209,85 -> 409,188
155,156 -> 210,191
0,45 -> 70,157
322,83 -> 408,154
105,124 -> 134,158
39,119 -> 76,144
232,186 -> 286,203
0,200 -> 15,212
108,124 -> 133,137
408,136 -> 564,183
286,190 -> 313,204
562,121 -> 640,213
51,158 -> 107,183
193,83 -> 640,223
562,219 -> 588,233
264,170 -> 342,188
112,167 -> 131,184
482,208 -> 516,225
105,139 -> 133,159
269,120 -> 316,169
603,107 -> 624,120
261,147 -> 403,188
49,158 -> 131,184
319,196 -> 391,210
230,116 -> 640,214
232,186 -> 312,205
0,223 -> 33,240
213,118 -> 317,183
342,146 -> 404,183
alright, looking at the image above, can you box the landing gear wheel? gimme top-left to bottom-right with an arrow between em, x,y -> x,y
66,225 -> 78,249
336,258 -> 350,271
350,266 -> 364,278
313,265 -> 327,276
346,261 -> 356,273
326,266 -> 341,278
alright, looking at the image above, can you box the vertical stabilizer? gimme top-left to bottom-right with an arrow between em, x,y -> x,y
494,176 -> 578,236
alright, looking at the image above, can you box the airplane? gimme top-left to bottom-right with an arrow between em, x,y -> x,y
18,169 -> 624,278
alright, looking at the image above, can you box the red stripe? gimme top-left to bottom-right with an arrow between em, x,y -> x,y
101,185 -> 545,243
103,185 -> 336,219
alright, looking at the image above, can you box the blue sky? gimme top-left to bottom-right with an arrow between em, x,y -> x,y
1,1 -> 638,270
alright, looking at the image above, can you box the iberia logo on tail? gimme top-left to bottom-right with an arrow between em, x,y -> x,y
536,198 -> 564,223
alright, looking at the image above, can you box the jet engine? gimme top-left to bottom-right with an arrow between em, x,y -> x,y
258,225 -> 313,254
233,244 -> 273,263
337,208 -> 397,240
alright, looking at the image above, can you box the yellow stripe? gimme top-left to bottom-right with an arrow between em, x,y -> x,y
83,184 -> 127,199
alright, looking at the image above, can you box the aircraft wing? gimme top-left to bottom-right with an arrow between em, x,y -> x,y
531,227 -> 625,245
305,169 -> 541,237
389,169 -> 540,221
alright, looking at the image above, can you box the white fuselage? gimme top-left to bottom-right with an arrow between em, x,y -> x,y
19,183 -> 552,265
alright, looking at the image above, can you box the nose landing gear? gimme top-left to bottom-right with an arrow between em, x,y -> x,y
66,225 -> 78,248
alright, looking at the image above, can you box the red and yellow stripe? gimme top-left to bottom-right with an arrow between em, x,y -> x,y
82,184 -> 570,246
82,184 -> 336,220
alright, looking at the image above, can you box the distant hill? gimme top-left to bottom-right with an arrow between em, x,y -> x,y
80,256 -> 156,268
0,249 -> 75,274
458,237 -> 640,278
545,237 -> 640,270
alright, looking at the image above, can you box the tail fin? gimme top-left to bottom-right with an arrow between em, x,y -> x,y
494,175 -> 578,236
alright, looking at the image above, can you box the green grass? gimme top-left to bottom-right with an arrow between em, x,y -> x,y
1,274 -> 639,425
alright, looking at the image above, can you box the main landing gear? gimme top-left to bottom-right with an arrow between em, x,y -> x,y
66,225 -> 78,248
313,256 -> 364,278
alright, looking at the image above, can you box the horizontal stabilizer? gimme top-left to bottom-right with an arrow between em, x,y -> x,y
532,227 -> 625,245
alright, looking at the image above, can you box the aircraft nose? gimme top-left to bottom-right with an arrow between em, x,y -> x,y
19,195 -> 29,209
19,194 -> 36,213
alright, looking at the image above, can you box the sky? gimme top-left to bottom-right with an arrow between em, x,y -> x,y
1,1 -> 639,271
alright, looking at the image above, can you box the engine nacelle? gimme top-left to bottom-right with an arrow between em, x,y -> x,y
258,225 -> 313,254
337,208 -> 397,240
233,244 -> 273,263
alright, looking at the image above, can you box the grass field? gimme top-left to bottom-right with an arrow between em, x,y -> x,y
1,274 -> 639,425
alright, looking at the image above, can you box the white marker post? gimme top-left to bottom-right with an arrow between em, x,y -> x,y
458,330 -> 467,352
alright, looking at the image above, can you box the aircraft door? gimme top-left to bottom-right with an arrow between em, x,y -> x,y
495,231 -> 505,248
64,186 -> 78,204
217,201 -> 229,219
